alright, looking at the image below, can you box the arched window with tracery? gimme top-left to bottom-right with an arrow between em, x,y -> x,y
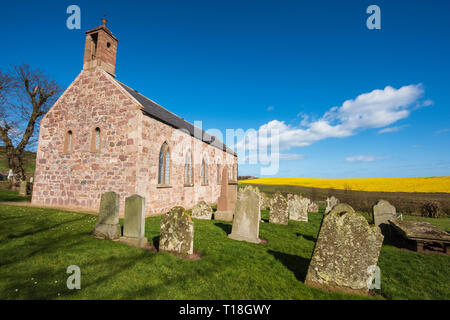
158,142 -> 170,185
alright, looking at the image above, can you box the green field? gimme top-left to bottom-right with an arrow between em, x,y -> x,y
0,190 -> 449,300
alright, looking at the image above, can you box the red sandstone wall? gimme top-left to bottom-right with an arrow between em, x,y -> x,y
32,68 -> 141,213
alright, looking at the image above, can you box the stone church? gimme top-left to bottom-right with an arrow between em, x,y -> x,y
31,19 -> 238,215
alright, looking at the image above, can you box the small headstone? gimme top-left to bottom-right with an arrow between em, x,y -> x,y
30,177 -> 34,183
305,203 -> 384,295
92,191 -> 121,240
228,188 -> 262,244
308,201 -> 319,213
119,195 -> 148,248
19,181 -> 27,196
160,206 -> 194,256
325,196 -> 340,214
269,192 -> 288,225
373,200 -> 396,227
191,201 -> 213,220
288,195 -> 310,222
7,169 -> 13,180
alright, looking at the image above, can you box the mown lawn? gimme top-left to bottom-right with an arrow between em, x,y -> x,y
0,201 -> 449,300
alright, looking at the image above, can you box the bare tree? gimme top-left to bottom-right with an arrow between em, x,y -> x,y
0,64 -> 61,188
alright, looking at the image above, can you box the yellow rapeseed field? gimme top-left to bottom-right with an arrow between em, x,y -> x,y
240,177 -> 450,193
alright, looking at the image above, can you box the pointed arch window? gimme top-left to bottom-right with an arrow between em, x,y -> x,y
64,130 -> 73,154
158,142 -> 171,185
91,127 -> 101,152
201,158 -> 208,185
184,150 -> 193,185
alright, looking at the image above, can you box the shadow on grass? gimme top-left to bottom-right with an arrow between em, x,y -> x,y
267,250 -> 310,282
295,233 -> 316,242
214,222 -> 231,235
152,235 -> 160,250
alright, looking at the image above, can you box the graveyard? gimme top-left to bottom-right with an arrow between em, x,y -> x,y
0,187 -> 449,300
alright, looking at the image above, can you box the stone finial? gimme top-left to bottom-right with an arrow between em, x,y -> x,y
102,15 -> 107,26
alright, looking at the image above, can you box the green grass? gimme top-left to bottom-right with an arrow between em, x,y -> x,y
0,202 -> 449,300
0,190 -> 31,202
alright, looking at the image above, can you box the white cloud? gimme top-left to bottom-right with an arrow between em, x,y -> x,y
436,128 -> 450,134
378,124 -> 409,134
234,84 -> 426,153
267,106 -> 274,111
345,155 -> 376,162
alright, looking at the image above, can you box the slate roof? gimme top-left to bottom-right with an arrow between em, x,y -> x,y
115,80 -> 236,156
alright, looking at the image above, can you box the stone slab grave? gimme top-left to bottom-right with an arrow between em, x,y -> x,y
228,188 -> 263,244
215,166 -> 237,221
288,195 -> 310,222
305,203 -> 384,295
324,196 -> 339,214
389,220 -> 450,255
159,206 -> 197,258
92,191 -> 121,240
119,194 -> 152,249
373,200 -> 397,227
269,192 -> 288,225
308,201 -> 319,213
191,201 -> 213,220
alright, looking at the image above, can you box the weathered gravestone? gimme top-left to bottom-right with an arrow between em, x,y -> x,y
92,191 -> 121,240
308,201 -> 319,213
305,203 -> 384,295
19,181 -> 28,196
288,195 -> 310,222
119,195 -> 148,248
191,201 -> 213,220
269,192 -> 288,225
228,188 -> 262,244
215,167 -> 237,221
159,206 -> 194,256
325,196 -> 340,214
373,200 -> 396,227
260,192 -> 271,210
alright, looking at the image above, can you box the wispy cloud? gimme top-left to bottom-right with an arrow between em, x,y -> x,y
435,128 -> 450,135
267,106 -> 274,111
235,84 -> 427,152
344,155 -> 387,162
378,124 -> 409,134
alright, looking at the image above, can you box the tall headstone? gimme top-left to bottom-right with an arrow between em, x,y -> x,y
305,203 -> 384,295
373,200 -> 396,227
228,188 -> 262,243
19,181 -> 27,196
92,191 -> 121,240
191,201 -> 213,220
288,195 -> 310,222
160,206 -> 194,256
269,192 -> 288,225
119,194 -> 148,248
325,196 -> 339,214
215,167 -> 237,221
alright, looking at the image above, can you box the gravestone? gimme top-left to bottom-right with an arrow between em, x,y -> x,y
325,196 -> 340,214
288,195 -> 310,222
7,169 -> 13,180
92,191 -> 121,240
305,203 -> 384,295
260,192 -> 271,210
191,201 -> 213,220
19,181 -> 27,196
308,201 -> 319,213
215,167 -> 237,221
269,192 -> 288,225
373,200 -> 396,227
119,195 -> 148,248
159,206 -> 194,256
228,188 -> 262,243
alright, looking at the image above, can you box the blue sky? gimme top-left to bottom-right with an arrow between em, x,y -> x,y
1,0 -> 449,178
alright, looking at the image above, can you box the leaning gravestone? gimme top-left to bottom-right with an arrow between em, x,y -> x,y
308,201 -> 319,213
288,195 -> 310,222
191,201 -> 213,220
305,203 -> 384,295
119,195 -> 148,248
92,191 -> 121,240
160,206 -> 194,256
373,200 -> 397,227
269,192 -> 288,225
325,196 -> 340,214
228,188 -> 262,243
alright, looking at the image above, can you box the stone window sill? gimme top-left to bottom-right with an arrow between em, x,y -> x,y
157,184 -> 172,188
201,183 -> 209,186
184,184 -> 194,187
